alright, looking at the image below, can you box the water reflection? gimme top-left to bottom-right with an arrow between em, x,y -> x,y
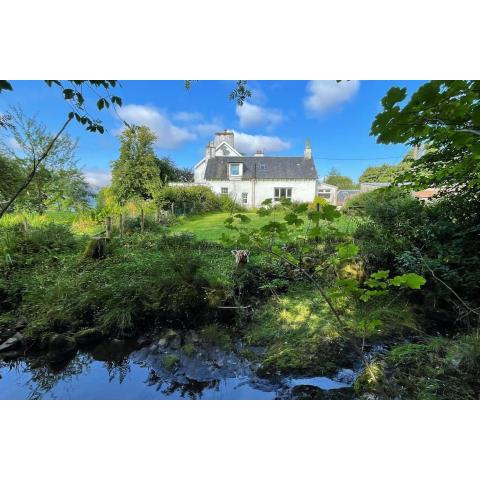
0,336 -> 356,400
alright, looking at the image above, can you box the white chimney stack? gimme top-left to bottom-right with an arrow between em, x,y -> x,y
304,138 -> 312,160
214,130 -> 234,148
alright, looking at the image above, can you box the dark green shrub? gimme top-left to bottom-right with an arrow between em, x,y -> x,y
0,223 -> 78,267
155,186 -> 222,214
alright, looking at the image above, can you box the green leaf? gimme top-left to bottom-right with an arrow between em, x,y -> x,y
293,203 -> 309,214
97,98 -> 105,110
63,88 -> 74,100
257,207 -> 271,217
370,270 -> 390,280
382,87 -> 407,108
307,211 -> 321,222
320,204 -> 341,221
336,243 -> 359,260
308,226 -> 323,238
284,212 -> 299,225
389,273 -> 426,289
0,80 -> 13,92
261,198 -> 272,206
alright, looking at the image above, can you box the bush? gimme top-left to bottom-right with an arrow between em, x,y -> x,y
348,188 -> 480,330
0,223 -> 78,267
356,335 -> 480,399
218,194 -> 245,212
155,186 -> 222,214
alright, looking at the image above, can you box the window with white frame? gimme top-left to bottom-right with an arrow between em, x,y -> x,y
221,187 -> 228,195
274,187 -> 292,201
242,192 -> 248,204
229,163 -> 241,176
317,188 -> 331,199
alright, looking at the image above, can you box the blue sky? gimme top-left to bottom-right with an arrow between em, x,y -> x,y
0,80 -> 425,188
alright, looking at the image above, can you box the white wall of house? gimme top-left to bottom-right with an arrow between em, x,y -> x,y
207,179 -> 317,208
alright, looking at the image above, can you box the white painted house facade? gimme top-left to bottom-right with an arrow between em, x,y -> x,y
193,131 -> 318,208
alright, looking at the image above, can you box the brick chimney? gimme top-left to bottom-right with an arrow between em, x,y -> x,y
254,150 -> 264,157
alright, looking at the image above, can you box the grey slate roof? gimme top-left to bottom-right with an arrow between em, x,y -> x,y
204,156 -> 317,180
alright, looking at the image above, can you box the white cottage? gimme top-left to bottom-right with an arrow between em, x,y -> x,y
194,131 -> 318,208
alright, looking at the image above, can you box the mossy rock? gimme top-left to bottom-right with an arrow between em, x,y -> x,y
163,354 -> 180,371
47,334 -> 77,363
75,328 -> 105,346
181,343 -> 196,357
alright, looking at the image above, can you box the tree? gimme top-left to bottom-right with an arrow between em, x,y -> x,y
48,168 -> 92,211
0,107 -> 89,213
0,80 -> 122,217
111,126 -> 161,203
325,168 -> 359,189
359,156 -> 411,183
370,80 -> 480,192
0,154 -> 23,205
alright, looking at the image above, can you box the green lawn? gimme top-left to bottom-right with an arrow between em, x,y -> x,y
169,211 -> 361,241
169,212 -> 270,241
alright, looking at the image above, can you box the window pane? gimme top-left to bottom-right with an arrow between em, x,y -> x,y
230,164 -> 240,175
242,193 -> 248,204
287,188 -> 292,198
221,187 -> 228,195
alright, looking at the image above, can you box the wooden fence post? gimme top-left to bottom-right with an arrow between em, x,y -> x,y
119,213 -> 124,237
105,216 -> 112,239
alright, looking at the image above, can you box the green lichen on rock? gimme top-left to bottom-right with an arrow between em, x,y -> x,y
163,354 -> 179,370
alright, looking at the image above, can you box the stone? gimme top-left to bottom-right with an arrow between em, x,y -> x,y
157,338 -> 168,348
75,328 -> 104,346
47,334 -> 77,363
0,332 -> 24,353
185,330 -> 200,345
290,385 -> 325,400
137,336 -> 151,348
0,349 -> 22,361
168,334 -> 182,350
15,317 -> 28,331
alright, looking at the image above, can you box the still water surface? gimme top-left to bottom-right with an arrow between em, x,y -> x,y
0,337 -> 356,400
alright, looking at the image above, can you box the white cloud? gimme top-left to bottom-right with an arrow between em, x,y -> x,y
236,101 -> 284,129
193,122 -> 223,136
83,170 -> 111,191
117,104 -> 196,149
232,131 -> 290,154
6,137 -> 21,151
304,80 -> 360,116
174,111 -> 204,122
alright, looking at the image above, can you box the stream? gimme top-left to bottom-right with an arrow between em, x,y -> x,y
0,332 -> 359,400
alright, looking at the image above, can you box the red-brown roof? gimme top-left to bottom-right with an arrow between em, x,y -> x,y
414,188 -> 439,199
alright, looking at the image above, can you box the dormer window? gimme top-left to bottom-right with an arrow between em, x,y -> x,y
259,164 -> 266,171
229,163 -> 242,177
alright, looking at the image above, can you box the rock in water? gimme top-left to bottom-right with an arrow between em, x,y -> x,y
47,334 -> 77,363
75,328 -> 104,346
0,332 -> 24,353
